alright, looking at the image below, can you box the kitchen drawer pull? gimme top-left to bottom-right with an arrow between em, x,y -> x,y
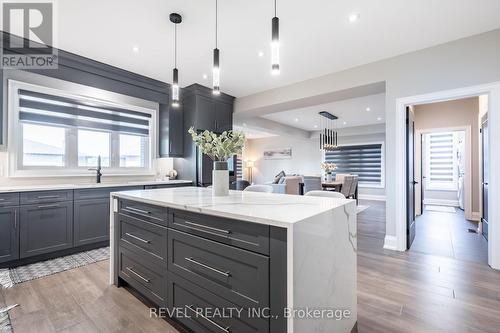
37,204 -> 60,209
125,232 -> 151,244
0,199 -> 5,201
123,206 -> 151,215
125,267 -> 151,283
36,195 -> 61,199
185,257 -> 231,277
183,220 -> 231,235
186,305 -> 231,333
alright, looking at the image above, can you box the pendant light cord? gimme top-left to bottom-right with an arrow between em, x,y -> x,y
274,0 -> 277,17
174,24 -> 177,68
215,0 -> 218,47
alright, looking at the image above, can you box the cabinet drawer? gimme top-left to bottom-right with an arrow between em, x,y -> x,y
20,190 -> 73,205
118,247 -> 166,306
169,209 -> 269,255
118,199 -> 167,226
118,214 -> 167,268
169,229 -> 269,310
168,272 -> 269,333
0,193 -> 20,207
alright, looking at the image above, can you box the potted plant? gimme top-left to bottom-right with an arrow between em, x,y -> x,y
320,162 -> 337,182
188,127 -> 246,196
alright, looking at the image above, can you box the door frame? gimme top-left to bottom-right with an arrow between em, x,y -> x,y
393,82 -> 500,269
415,126 -> 472,219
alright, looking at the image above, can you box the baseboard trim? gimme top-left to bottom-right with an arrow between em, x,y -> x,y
471,211 -> 481,222
423,198 -> 459,207
358,194 -> 386,201
383,235 -> 399,251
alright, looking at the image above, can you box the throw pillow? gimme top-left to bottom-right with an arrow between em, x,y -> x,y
273,170 -> 286,184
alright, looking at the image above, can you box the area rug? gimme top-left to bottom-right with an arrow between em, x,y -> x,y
425,205 -> 456,213
0,247 -> 109,289
357,205 -> 370,214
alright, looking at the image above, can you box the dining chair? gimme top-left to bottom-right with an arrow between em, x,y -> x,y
244,185 -> 274,193
305,191 -> 346,199
303,176 -> 322,194
341,176 -> 355,198
335,173 -> 351,183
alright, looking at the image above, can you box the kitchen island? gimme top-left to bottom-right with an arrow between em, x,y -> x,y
110,187 -> 357,333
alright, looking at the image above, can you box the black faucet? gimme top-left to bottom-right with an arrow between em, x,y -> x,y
88,155 -> 102,183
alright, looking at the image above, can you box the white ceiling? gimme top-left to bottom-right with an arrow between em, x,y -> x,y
262,93 -> 385,131
233,125 -> 277,139
56,0 -> 500,97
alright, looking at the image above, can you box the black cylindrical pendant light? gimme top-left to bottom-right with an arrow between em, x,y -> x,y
271,0 -> 280,75
170,13 -> 182,107
212,0 -> 220,95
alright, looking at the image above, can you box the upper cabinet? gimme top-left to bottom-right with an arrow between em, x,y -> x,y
183,84 -> 235,133
159,103 -> 184,157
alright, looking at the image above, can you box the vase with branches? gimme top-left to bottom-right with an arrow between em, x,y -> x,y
188,127 -> 246,195
320,162 -> 337,182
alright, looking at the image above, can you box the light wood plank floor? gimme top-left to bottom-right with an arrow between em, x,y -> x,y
2,200 -> 500,332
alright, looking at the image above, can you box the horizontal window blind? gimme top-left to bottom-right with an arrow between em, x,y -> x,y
18,89 -> 151,135
325,143 -> 383,185
427,132 -> 456,183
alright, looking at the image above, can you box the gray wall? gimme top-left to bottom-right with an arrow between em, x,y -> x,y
235,29 -> 500,238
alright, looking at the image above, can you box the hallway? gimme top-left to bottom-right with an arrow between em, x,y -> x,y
410,206 -> 488,264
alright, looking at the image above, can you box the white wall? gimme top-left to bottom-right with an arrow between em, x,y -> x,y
235,29 -> 500,240
244,124 -> 386,198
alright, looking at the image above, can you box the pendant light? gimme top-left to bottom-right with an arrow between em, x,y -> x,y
212,0 -> 220,95
170,13 -> 182,107
271,0 -> 280,75
319,111 -> 339,151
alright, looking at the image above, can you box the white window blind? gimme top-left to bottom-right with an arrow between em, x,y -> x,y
324,143 -> 384,187
425,132 -> 459,190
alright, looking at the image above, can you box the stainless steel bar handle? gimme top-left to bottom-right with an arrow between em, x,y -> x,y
14,209 -> 17,229
185,257 -> 231,277
0,198 -> 5,201
185,305 -> 231,333
125,267 -> 150,283
124,206 -> 151,215
183,220 -> 231,235
36,195 -> 60,199
125,232 -> 151,244
37,204 -> 60,209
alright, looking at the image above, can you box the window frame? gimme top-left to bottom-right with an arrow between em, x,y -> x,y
322,141 -> 385,189
8,79 -> 157,178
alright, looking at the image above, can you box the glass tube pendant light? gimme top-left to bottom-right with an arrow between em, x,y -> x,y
271,0 -> 280,75
212,0 -> 220,95
170,13 -> 182,107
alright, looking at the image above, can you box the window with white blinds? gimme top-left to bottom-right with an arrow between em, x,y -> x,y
324,143 -> 384,187
10,81 -> 156,176
425,132 -> 459,191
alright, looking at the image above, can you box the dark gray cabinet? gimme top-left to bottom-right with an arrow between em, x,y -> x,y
20,201 -> 73,258
74,198 -> 110,246
0,207 -> 19,263
159,103 -> 184,157
183,84 -> 234,132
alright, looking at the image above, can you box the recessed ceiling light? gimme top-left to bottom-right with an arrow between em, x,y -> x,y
314,125 -> 318,128
348,13 -> 360,23
343,121 -> 347,125
258,51 -> 264,57
377,117 -> 383,121
202,74 -> 208,79
366,107 -> 371,112
132,45 -> 139,53
294,118 -> 299,122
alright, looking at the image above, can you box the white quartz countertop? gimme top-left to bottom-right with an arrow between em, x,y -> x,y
0,180 -> 193,193
111,186 -> 354,227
